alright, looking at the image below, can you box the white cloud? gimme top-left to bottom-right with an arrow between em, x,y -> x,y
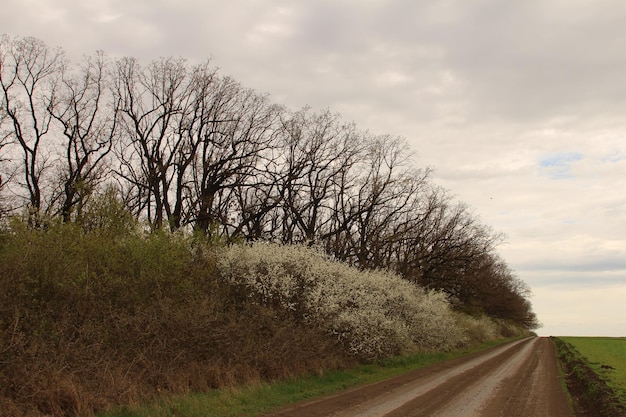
245,6 -> 295,44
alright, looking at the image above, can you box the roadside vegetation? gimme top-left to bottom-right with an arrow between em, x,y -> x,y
1,34 -> 536,416
99,338 -> 514,417
0,207 -> 350,415
553,337 -> 626,417
0,205 -> 528,416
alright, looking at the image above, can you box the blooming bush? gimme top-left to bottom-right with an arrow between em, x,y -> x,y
216,242 -> 471,359
454,313 -> 499,345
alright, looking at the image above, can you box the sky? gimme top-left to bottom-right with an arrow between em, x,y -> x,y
2,0 -> 625,336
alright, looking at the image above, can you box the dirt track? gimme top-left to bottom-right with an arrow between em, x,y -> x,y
263,337 -> 573,417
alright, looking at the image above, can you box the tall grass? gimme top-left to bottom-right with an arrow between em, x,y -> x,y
100,338 -> 514,417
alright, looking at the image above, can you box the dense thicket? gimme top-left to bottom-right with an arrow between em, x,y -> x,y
0,35 -> 538,328
0,206 -> 351,415
0,197 -> 528,416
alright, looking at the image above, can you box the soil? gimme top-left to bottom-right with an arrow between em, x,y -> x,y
261,337 -> 574,417
553,337 -> 626,417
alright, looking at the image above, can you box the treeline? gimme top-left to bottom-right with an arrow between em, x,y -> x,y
0,35 -> 538,328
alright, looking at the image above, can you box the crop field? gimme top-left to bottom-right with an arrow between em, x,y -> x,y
558,337 -> 626,403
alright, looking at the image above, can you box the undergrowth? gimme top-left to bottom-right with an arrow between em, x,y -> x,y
100,338 -> 515,417
217,242 -> 491,358
0,198 -> 522,416
0,209 -> 351,416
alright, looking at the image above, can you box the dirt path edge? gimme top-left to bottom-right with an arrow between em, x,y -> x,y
552,337 -> 626,417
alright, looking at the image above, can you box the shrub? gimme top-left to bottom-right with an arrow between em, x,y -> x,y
0,218 -> 351,416
454,314 -> 499,345
216,242 -> 467,359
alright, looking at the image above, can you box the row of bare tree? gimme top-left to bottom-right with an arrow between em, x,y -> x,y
0,36 -> 538,328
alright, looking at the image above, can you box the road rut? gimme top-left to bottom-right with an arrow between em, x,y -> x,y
262,337 -> 573,417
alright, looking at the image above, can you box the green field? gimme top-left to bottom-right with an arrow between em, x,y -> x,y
559,337 -> 626,402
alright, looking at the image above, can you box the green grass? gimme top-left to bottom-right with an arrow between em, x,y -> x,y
559,337 -> 626,403
99,339 -> 514,417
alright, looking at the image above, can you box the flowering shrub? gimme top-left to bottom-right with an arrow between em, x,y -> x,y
454,314 -> 499,345
217,242 -> 474,359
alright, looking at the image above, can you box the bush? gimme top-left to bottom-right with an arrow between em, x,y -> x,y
0,199 -> 508,415
216,242 -> 468,359
0,211 -> 351,416
454,314 -> 499,345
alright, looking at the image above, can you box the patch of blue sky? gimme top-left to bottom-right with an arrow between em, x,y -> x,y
538,152 -> 583,179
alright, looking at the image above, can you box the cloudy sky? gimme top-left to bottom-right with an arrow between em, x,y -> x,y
2,0 -> 625,336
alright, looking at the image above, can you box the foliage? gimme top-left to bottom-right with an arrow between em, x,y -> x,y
216,242 -> 490,359
0,34 -> 538,330
0,206 -> 351,416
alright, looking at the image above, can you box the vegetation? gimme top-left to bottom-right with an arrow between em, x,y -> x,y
553,337 -> 626,417
0,208 -> 351,415
559,337 -> 626,404
220,242 -> 469,358
99,338 -> 514,417
1,34 -> 537,416
0,206 -> 527,416
0,34 -> 538,330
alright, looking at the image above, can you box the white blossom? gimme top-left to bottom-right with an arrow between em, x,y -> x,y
217,242 -> 498,359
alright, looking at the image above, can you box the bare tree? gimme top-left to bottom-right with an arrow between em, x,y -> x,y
275,108 -> 363,244
112,56 -> 191,229
346,134 -> 417,268
189,77 -> 280,236
0,78 -> 13,215
0,35 -> 65,220
112,58 -> 280,235
48,51 -> 118,222
0,105 -> 14,218
227,149 -> 284,241
461,253 -> 538,328
165,61 -> 219,230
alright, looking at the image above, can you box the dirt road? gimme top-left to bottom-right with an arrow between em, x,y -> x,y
263,337 -> 573,417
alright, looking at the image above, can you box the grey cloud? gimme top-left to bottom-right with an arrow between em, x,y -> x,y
288,0 -> 626,125
266,0 -> 626,128
519,259 -> 626,274
436,1 -> 626,122
2,0 -> 626,337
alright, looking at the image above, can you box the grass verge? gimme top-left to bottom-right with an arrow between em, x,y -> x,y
99,338 -> 515,417
553,337 -> 626,417
559,336 -> 626,403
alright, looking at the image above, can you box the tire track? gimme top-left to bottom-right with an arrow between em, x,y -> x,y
334,338 -> 533,417
379,338 -> 537,417
262,337 -> 573,417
